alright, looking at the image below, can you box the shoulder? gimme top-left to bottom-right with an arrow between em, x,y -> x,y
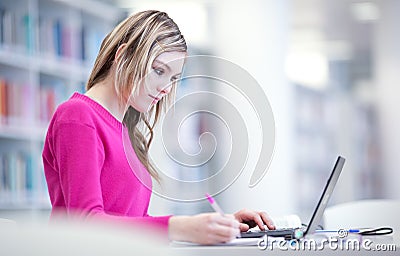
53,94 -> 97,125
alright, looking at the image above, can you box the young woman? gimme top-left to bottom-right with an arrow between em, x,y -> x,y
42,10 -> 274,245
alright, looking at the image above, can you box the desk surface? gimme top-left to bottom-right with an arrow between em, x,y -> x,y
173,246 -> 398,256
171,236 -> 399,256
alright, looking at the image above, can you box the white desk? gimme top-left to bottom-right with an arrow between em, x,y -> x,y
171,236 -> 399,256
173,247 -> 398,256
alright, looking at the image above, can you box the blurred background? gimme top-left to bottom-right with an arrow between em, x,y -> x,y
0,0 -> 399,226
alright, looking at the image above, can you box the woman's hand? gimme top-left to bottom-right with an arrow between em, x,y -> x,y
233,209 -> 275,232
169,213 -> 240,245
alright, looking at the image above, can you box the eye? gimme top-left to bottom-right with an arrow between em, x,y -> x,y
171,75 -> 181,82
153,67 -> 164,76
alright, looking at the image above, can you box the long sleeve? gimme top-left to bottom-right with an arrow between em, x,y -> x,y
43,93 -> 171,235
53,121 -> 105,215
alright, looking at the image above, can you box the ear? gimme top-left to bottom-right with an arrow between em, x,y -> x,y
115,43 -> 127,62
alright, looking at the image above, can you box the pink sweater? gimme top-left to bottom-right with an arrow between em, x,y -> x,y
42,92 -> 171,233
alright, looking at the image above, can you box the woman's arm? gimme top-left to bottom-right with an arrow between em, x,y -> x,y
168,209 -> 275,245
168,213 -> 240,245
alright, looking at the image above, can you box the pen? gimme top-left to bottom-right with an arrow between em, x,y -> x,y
206,193 -> 225,216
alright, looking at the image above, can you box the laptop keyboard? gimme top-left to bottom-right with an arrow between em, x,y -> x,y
240,228 -> 298,239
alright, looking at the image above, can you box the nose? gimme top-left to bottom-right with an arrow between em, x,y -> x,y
158,84 -> 172,95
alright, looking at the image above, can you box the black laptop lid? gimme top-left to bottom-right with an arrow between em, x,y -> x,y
304,156 -> 346,236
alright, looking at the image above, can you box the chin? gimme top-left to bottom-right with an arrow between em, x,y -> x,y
130,103 -> 153,113
130,106 -> 145,113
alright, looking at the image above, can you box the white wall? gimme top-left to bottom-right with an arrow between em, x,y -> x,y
210,0 -> 296,217
374,0 -> 400,199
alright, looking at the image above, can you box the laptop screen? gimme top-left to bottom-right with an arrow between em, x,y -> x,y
304,156 -> 346,236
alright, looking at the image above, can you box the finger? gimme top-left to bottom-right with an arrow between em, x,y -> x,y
247,212 -> 265,230
212,223 -> 240,239
239,223 -> 250,232
260,211 -> 275,230
222,213 -> 238,223
224,214 -> 236,220
214,215 -> 240,228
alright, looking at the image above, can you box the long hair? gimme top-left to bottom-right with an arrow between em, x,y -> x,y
86,10 -> 187,182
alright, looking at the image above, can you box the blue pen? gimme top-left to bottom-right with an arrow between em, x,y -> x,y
349,229 -> 360,233
315,229 -> 360,233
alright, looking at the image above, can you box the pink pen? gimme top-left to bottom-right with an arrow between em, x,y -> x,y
206,193 -> 225,216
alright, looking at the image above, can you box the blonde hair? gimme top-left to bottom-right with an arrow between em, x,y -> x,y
86,10 -> 187,182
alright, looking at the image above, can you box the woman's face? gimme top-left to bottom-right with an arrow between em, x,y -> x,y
130,51 -> 186,113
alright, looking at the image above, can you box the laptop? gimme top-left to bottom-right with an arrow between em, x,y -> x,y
240,156 -> 346,240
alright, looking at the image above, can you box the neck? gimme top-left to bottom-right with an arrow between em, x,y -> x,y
85,77 -> 126,122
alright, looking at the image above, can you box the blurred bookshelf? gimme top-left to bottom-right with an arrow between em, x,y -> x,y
0,0 -> 123,212
293,59 -> 382,222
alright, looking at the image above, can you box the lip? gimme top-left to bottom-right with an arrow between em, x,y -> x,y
149,94 -> 161,102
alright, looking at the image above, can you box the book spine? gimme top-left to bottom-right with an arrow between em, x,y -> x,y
0,154 -> 4,194
0,77 -> 5,124
0,76 -> 38,125
2,9 -> 16,47
0,8 -> 5,45
62,24 -> 72,58
25,153 -> 34,191
0,151 -> 47,205
23,14 -> 35,54
80,26 -> 86,61
54,19 -> 62,57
